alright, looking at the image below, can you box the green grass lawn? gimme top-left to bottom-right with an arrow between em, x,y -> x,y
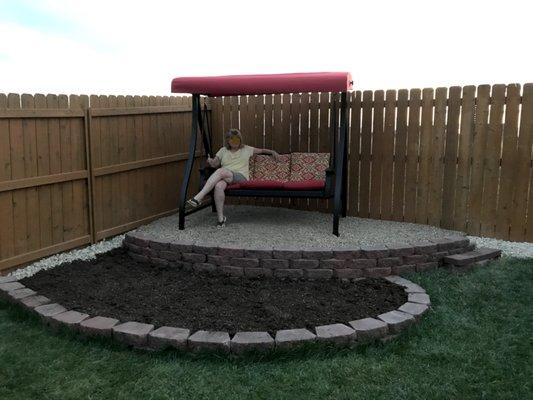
0,257 -> 531,400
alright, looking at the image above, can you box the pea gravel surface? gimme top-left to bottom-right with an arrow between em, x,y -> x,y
134,205 -> 466,249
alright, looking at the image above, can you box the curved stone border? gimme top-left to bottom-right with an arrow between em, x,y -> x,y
0,274 -> 434,355
124,231 -> 501,279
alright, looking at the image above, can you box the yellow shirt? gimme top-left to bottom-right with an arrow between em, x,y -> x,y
215,145 -> 254,179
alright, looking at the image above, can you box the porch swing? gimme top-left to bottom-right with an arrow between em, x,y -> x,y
171,72 -> 353,236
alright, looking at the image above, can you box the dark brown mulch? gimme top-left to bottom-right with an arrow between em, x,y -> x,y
21,247 -> 407,336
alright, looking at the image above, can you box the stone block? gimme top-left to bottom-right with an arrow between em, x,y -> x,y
207,255 -> 231,266
0,275 -> 19,284
231,257 -> 259,268
193,263 -> 217,274
364,267 -> 391,277
315,323 -> 356,345
332,249 -> 361,260
443,247 -> 501,266
351,258 -> 377,269
377,257 -> 402,268
260,258 -> 289,269
182,252 -> 206,263
0,281 -> 24,293
19,295 -> 51,310
148,326 -> 190,350
377,310 -> 415,333
291,259 -> 319,269
220,265 -> 244,277
431,238 -> 456,251
50,310 -> 89,331
361,246 -> 390,259
113,321 -> 154,347
403,254 -> 427,264
149,239 -> 171,251
273,269 -> 303,279
168,241 -> 193,253
126,243 -> 143,254
7,288 -> 36,303
159,251 -> 181,261
320,259 -> 346,269
218,246 -> 244,258
272,247 -> 302,259
386,244 -> 414,257
231,331 -> 274,354
150,257 -> 169,267
301,250 -> 334,260
80,316 -> 119,337
188,330 -> 230,353
408,293 -> 431,305
244,248 -> 273,259
398,302 -> 429,320
275,328 -> 316,349
348,317 -> 388,341
333,268 -> 363,280
305,269 -> 333,280
414,242 -> 438,254
34,303 -> 68,323
192,244 -> 219,255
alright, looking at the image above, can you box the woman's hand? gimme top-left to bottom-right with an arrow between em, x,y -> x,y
207,157 -> 216,168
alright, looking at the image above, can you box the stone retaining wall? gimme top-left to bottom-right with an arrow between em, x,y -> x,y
124,232 -> 475,279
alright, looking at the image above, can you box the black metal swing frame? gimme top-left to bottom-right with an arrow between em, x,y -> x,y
178,91 -> 349,236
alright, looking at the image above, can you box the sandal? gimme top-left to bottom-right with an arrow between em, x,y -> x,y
186,198 -> 201,208
216,216 -> 227,228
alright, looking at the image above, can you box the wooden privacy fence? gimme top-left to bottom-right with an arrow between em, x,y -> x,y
1,83 -> 532,273
211,83 -> 533,242
0,93 -> 206,273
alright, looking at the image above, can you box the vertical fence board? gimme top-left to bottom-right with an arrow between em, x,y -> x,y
416,88 -> 434,225
495,84 -> 520,239
453,86 -> 475,232
468,85 -> 490,236
0,94 -> 15,259
308,92 -> 320,211
441,86 -> 461,229
511,83 -> 533,241
348,91 -> 361,217
359,90 -> 373,218
381,90 -> 396,220
480,84 -> 506,236
427,87 -> 447,227
20,94 -> 40,252
404,89 -> 421,223
369,90 -> 384,219
393,89 -> 408,221
290,93 -> 301,209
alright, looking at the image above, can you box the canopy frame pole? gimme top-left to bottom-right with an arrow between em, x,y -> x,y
332,91 -> 348,236
178,94 -> 200,230
341,92 -> 349,217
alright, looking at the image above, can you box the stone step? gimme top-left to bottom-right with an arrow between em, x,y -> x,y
443,247 -> 501,266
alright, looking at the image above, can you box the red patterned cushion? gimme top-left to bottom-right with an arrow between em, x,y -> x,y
251,154 -> 290,181
289,153 -> 330,181
283,180 -> 325,190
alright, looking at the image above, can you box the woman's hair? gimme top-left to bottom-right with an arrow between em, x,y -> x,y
224,128 -> 244,150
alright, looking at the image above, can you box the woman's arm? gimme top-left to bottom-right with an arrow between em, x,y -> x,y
253,147 -> 280,161
207,156 -> 221,168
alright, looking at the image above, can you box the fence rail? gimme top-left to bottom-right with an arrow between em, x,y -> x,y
1,83 -> 532,273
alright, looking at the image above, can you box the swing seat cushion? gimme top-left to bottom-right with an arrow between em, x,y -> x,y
226,152 -> 329,191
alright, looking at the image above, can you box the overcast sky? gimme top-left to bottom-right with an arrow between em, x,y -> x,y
0,0 -> 531,96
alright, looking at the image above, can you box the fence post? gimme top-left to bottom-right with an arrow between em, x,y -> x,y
84,107 -> 96,243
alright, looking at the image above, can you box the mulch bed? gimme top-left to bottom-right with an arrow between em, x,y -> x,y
21,247 -> 407,335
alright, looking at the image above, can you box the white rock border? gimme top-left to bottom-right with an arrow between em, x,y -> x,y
0,274 -> 432,355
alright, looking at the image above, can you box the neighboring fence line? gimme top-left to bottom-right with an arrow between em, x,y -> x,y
1,83 -> 532,273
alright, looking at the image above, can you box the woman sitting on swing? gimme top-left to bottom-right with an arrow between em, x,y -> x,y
186,128 -> 280,227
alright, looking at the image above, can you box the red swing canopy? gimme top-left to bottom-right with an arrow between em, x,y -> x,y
171,72 -> 353,96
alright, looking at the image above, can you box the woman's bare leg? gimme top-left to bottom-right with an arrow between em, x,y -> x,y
213,180 -> 227,222
194,168 -> 233,202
